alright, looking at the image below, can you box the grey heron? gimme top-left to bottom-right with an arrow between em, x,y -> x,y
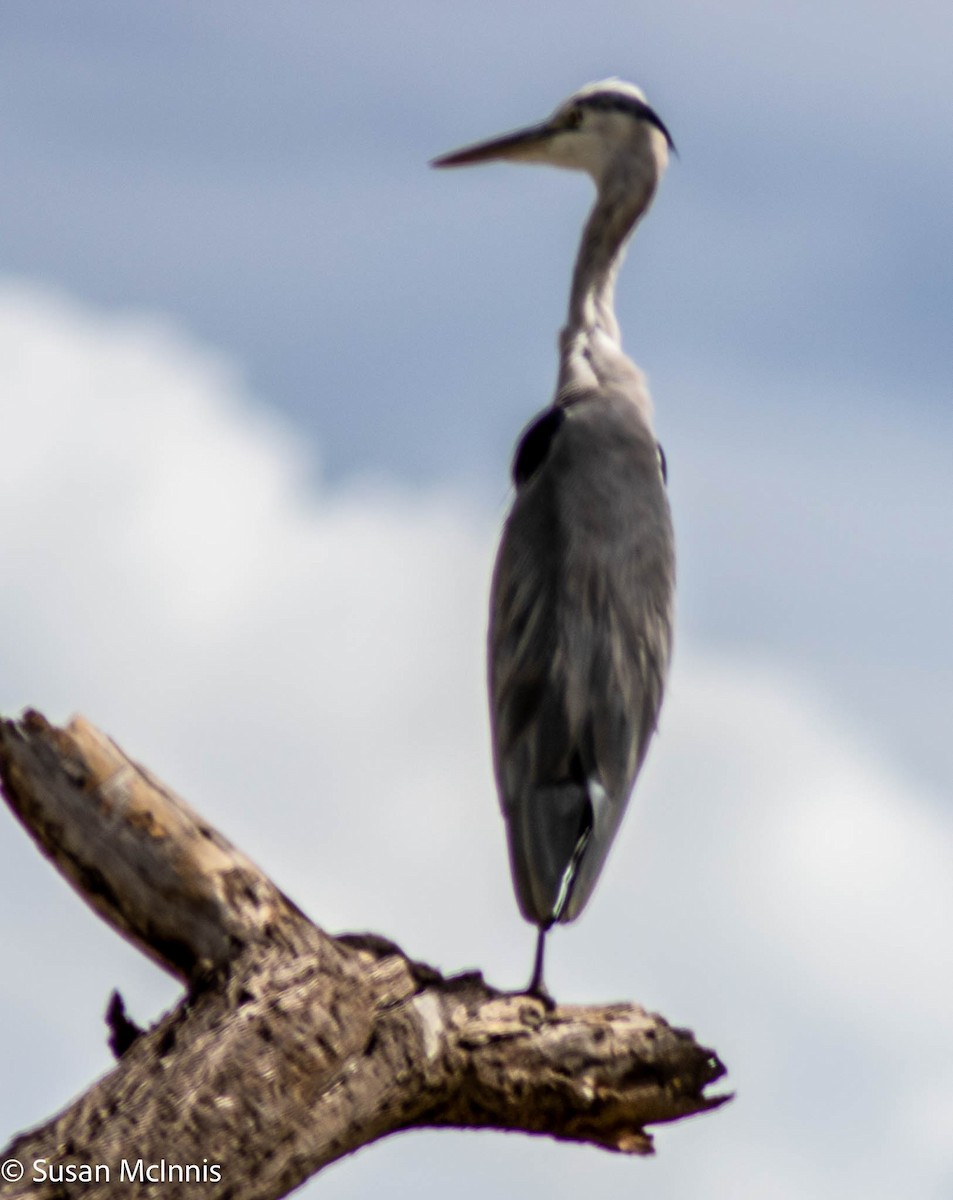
433,80 -> 675,997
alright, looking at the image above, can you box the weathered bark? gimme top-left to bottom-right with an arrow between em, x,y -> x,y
0,711 -> 728,1199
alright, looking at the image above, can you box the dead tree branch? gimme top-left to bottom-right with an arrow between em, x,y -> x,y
0,711 -> 728,1199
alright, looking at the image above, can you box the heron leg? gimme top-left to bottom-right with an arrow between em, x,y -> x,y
525,925 -> 555,1008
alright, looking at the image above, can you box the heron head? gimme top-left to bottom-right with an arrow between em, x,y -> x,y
432,79 -> 674,188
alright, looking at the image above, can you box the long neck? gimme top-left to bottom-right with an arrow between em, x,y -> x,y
557,163 -> 656,399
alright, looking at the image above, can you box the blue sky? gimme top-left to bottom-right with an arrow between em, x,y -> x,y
0,4 -> 951,1197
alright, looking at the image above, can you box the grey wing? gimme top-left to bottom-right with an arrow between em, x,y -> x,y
489,394 -> 675,926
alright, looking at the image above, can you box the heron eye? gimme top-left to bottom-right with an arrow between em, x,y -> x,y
563,107 -> 583,130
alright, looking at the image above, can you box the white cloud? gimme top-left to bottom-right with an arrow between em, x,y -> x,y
0,285 -> 949,1198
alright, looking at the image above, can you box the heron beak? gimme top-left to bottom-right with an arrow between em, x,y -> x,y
431,120 -> 557,168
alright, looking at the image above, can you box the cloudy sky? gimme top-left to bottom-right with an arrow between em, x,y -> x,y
1,3 -> 951,1197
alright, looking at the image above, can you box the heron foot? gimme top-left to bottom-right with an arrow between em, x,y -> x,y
523,980 -> 556,1011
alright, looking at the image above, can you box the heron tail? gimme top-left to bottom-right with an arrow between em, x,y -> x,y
507,783 -> 593,927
